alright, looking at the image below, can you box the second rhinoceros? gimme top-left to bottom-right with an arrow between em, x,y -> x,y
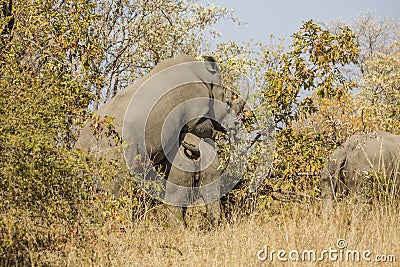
321,130 -> 400,211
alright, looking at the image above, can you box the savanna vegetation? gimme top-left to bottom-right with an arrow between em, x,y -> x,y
1,0 -> 399,265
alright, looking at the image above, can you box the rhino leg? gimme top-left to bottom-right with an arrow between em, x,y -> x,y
164,164 -> 193,228
198,138 -> 222,226
167,205 -> 187,229
204,194 -> 221,227
164,133 -> 222,227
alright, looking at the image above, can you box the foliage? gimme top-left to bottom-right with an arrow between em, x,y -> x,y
1,1 -> 399,264
322,11 -> 400,135
253,20 -> 359,195
352,11 -> 400,72
0,0 -> 107,264
356,41 -> 400,134
0,0 -> 239,264
261,20 -> 359,127
91,0 -> 237,108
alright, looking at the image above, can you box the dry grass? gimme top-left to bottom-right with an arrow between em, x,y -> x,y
38,200 -> 400,267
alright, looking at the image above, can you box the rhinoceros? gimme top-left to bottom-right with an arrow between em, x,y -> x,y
321,130 -> 400,211
76,54 -> 247,226
77,54 -> 246,163
152,132 -> 223,227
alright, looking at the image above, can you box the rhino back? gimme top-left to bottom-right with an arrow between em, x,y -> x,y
77,54 -> 220,165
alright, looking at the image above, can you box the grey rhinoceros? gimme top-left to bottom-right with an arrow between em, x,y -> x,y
155,132 -> 223,227
76,54 -> 247,226
321,130 -> 400,211
77,54 -> 246,163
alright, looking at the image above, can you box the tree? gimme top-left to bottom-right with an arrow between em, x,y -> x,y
255,20 -> 359,193
353,11 -> 400,73
91,0 -> 236,109
0,0 -> 13,39
0,1 -> 111,264
350,12 -> 400,133
0,1 -> 240,264
356,41 -> 400,133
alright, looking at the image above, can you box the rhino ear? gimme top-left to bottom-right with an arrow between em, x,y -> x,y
203,56 -> 220,74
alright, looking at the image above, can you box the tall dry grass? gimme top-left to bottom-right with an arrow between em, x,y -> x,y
34,200 -> 400,267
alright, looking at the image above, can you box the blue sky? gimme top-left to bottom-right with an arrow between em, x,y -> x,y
201,0 -> 400,44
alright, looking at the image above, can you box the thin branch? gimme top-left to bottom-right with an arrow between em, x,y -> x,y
20,35 -> 69,68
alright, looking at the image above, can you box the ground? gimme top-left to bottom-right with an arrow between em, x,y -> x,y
45,200 -> 400,266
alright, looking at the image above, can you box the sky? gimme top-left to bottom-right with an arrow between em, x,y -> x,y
201,0 -> 400,44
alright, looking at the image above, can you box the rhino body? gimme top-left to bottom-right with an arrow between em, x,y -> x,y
321,130 -> 400,210
77,55 -> 246,226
